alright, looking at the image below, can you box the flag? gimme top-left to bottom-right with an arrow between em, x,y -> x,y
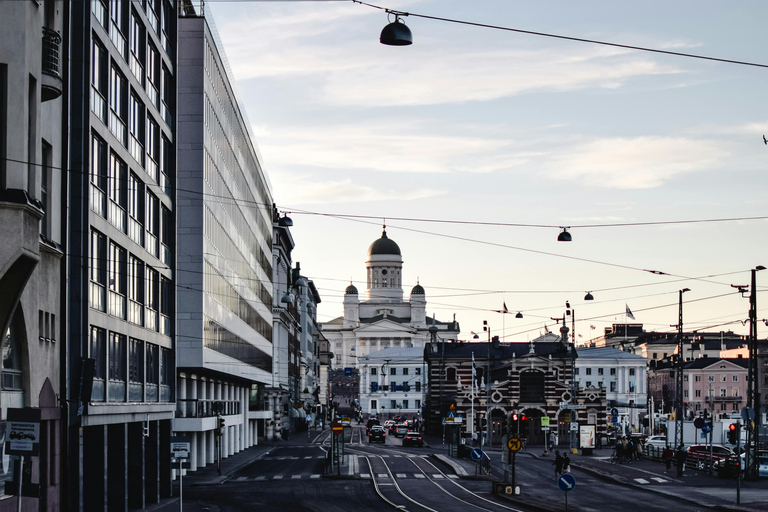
503,301 -> 508,313
625,304 -> 635,320
590,324 -> 596,330
472,352 -> 477,391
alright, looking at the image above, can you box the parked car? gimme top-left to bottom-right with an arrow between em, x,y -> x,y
394,424 -> 409,437
402,431 -> 424,447
368,426 -> 387,444
716,451 -> 768,478
366,418 -> 380,434
687,444 -> 735,470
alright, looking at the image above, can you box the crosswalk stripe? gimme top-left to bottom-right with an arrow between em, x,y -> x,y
651,477 -> 668,483
447,475 -> 459,479
377,474 -> 389,478
310,475 -> 320,479
432,474 -> 444,479
291,475 -> 302,479
396,473 -> 407,478
273,475 -> 283,480
304,456 -> 313,459
254,476 -> 266,481
360,473 -> 371,479
415,474 -> 425,479
634,478 -> 649,484
235,477 -> 247,481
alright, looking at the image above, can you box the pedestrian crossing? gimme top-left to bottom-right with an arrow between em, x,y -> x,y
634,476 -> 670,484
231,473 -> 457,481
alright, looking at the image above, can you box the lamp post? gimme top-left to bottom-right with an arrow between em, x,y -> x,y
483,320 -> 491,446
675,288 -> 690,449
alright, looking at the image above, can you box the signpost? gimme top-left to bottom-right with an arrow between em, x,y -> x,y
6,408 -> 40,512
171,436 -> 191,512
331,422 -> 344,475
508,435 -> 522,490
557,473 -> 576,511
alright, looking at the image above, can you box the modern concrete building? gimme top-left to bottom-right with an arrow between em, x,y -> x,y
175,4 -> 274,471
322,227 -> 460,369
574,347 -> 647,434
66,0 -> 178,508
357,347 -> 426,421
0,0 -> 65,509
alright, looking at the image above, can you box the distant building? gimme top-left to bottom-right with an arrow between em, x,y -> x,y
321,227 -> 460,369
648,357 -> 748,421
575,347 -> 647,433
424,334 -> 607,447
358,347 -> 426,420
175,6 -> 274,472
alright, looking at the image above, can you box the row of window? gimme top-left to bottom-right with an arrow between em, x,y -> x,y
575,367 -> 635,376
203,38 -> 272,237
684,374 -> 739,382
685,388 -> 741,398
91,133 -> 172,264
89,325 -> 172,403
370,367 -> 421,376
202,317 -> 272,373
370,381 -> 421,393
690,402 -> 740,412
583,381 -> 622,392
90,229 -> 171,334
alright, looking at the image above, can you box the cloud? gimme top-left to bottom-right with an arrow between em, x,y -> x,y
269,174 -> 444,205
546,136 -> 729,189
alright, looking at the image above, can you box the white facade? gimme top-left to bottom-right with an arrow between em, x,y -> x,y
575,347 -> 647,432
358,348 -> 426,420
175,10 -> 273,471
322,227 -> 460,369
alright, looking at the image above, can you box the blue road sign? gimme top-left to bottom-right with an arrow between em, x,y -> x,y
558,474 -> 576,492
344,367 -> 352,377
471,448 -> 484,461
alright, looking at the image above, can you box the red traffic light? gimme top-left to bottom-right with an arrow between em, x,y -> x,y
729,423 -> 737,431
512,413 -> 519,421
521,415 -> 527,421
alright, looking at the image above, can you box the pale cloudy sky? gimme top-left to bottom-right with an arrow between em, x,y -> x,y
207,0 -> 768,343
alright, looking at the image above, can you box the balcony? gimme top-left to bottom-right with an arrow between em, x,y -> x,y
710,396 -> 742,402
41,28 -> 62,101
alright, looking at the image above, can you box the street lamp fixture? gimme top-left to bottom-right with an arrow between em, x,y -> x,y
380,14 -> 413,46
557,228 -> 572,242
584,292 -> 594,301
515,312 -> 523,319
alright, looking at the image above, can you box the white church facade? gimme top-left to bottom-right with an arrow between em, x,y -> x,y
321,227 -> 461,369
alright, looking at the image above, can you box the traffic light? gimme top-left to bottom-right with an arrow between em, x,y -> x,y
510,413 -> 519,434
727,423 -> 737,444
217,416 -> 225,437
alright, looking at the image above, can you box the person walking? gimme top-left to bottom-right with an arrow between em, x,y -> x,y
675,445 -> 687,477
549,431 -> 557,451
553,450 -> 564,477
562,453 -> 571,474
662,445 -> 674,473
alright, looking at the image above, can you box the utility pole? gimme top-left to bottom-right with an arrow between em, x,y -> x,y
745,266 -> 764,479
675,288 -> 690,449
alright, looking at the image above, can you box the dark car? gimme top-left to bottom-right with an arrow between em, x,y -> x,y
368,426 -> 386,444
687,444 -> 734,470
402,431 -> 424,447
394,424 -> 409,437
366,418 -> 380,435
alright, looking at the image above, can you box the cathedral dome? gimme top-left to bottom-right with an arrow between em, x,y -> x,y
367,227 -> 401,256
411,283 -> 425,295
345,283 -> 359,295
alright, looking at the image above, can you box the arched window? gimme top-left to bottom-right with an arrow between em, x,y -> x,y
2,313 -> 24,391
447,367 -> 456,382
519,370 -> 545,403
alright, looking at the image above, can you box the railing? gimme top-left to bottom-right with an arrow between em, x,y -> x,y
176,398 -> 240,418
179,0 -> 204,17
710,396 -> 742,401
42,28 -> 62,78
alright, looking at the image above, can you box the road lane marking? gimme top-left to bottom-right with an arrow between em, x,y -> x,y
634,478 -> 650,484
273,475 -> 283,480
415,474 -> 425,479
651,477 -> 668,483
396,473 -> 407,478
310,475 -> 321,479
432,474 -> 444,479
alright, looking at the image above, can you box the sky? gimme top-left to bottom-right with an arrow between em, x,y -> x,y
206,0 -> 768,345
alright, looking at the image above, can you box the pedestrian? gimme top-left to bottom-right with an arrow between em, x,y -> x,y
549,431 -> 557,451
562,453 -> 571,474
625,438 -> 634,462
635,439 -> 643,461
553,450 -> 564,477
662,445 -> 674,473
614,440 -> 624,463
675,445 -> 687,477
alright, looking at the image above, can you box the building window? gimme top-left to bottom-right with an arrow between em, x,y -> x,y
159,347 -> 171,401
732,375 -> 738,382
415,382 -> 421,392
708,376 -> 715,382
160,276 -> 171,335
89,230 -> 107,311
586,381 -> 592,388
90,134 -> 107,216
684,375 -> 688,382
402,368 -> 409,376
108,332 -> 126,401
127,255 -> 144,325
370,367 -> 377,376
610,381 -> 616,392
146,342 -> 159,401
574,368 -> 579,375
720,388 -> 727,397
146,43 -> 159,107
108,152 -> 126,231
109,65 -> 127,144
146,116 -> 159,181
2,315 -> 24,391
597,368 -> 603,375
720,403 -> 727,411
519,370 -> 545,403
652,353 -> 658,359
129,9 -> 145,84
161,206 -> 172,265
695,375 -> 701,382
695,389 -> 701,397
127,173 -> 144,245
146,267 -> 159,331
585,368 -> 592,375
720,375 -> 727,382
91,39 -> 108,122
109,0 -> 127,58
390,367 -> 396,376
390,400 -> 396,409
684,390 -> 688,398
128,93 -> 145,165
629,368 -> 636,376
146,191 -> 159,256
415,400 -> 421,409
610,368 -> 616,375
89,326 -> 106,401
415,368 -> 421,375
732,388 -> 739,397
389,382 -> 396,392
108,242 -> 127,319
128,338 -> 144,401
402,400 -> 408,409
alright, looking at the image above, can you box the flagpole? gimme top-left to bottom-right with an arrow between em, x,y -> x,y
471,352 -> 475,439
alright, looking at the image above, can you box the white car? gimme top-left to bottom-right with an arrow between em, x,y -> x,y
644,435 -> 669,449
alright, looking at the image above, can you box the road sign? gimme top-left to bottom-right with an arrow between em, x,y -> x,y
701,424 -> 711,435
741,407 -> 755,422
542,426 -> 550,431
170,436 -> 191,459
332,422 -> 344,435
611,408 -> 619,416
558,473 -> 576,492
693,417 -> 705,429
508,437 -> 522,452
541,417 -> 550,427
6,408 -> 42,456
570,423 -> 579,432
306,414 -> 312,423
471,448 -> 484,461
